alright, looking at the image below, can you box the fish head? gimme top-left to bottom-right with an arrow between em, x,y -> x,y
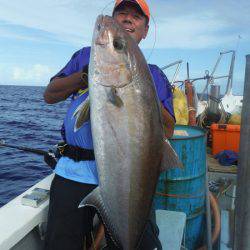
91,15 -> 141,88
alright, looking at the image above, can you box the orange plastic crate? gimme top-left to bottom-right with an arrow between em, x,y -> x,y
210,124 -> 241,155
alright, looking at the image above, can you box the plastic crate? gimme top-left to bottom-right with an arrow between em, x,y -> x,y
210,124 -> 241,155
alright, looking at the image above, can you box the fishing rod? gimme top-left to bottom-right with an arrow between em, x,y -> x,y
0,139 -> 47,156
0,139 -> 58,169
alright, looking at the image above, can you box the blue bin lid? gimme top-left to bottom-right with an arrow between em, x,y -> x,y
170,125 -> 206,140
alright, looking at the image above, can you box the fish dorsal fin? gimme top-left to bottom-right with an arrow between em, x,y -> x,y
72,96 -> 90,132
79,187 -> 121,248
160,139 -> 183,172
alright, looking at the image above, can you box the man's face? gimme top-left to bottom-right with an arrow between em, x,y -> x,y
113,2 -> 149,44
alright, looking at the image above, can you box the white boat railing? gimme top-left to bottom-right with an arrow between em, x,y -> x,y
0,174 -> 54,250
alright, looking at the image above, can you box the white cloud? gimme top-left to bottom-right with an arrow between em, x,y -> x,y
0,0 -> 101,46
0,0 -> 249,49
12,64 -> 52,82
148,14 -> 232,49
146,0 -> 250,49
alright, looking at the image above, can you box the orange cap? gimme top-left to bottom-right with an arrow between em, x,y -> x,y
114,0 -> 150,22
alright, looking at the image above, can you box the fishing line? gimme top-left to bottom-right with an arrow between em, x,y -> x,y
145,13 -> 157,62
101,0 -> 115,15
100,0 -> 157,62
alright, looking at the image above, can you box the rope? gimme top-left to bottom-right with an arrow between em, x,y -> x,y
188,107 -> 196,112
155,192 -> 205,199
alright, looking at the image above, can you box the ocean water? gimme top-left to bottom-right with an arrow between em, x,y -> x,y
0,85 -> 69,207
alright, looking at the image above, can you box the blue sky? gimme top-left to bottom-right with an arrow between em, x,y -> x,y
0,0 -> 249,95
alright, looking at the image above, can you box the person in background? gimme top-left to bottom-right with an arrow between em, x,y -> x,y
43,0 -> 175,249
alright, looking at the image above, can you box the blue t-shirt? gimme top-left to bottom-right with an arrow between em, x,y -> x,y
52,47 -> 175,184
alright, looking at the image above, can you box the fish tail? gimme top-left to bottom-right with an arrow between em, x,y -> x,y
79,187 -> 122,248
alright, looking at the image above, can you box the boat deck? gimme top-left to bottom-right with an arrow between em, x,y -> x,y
207,153 -> 237,174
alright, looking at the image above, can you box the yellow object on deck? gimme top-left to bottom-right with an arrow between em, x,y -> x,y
173,87 -> 189,125
228,113 -> 241,125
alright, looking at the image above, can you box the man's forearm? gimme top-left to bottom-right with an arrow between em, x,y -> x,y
161,104 -> 175,138
43,72 -> 84,104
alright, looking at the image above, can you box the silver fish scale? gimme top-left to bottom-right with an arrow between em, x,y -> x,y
88,15 -> 164,249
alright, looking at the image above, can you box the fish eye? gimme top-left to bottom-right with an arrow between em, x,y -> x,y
113,38 -> 125,51
97,23 -> 101,31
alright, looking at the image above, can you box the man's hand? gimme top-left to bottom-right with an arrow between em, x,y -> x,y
161,103 -> 175,138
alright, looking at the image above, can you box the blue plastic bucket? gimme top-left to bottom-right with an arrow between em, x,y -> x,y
154,125 -> 206,249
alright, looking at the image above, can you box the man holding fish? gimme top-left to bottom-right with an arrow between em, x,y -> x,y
43,0 -> 177,249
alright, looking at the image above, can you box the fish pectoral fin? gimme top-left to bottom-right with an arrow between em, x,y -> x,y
79,187 -> 121,248
160,139 -> 184,172
107,87 -> 123,107
72,97 -> 90,132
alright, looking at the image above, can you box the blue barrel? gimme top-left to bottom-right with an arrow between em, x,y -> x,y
154,125 -> 206,250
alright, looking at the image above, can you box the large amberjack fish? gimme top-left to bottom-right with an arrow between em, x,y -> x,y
79,15 -> 182,249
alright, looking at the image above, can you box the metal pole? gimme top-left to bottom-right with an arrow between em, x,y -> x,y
187,62 -> 190,80
213,75 -> 230,80
171,63 -> 181,85
225,51 -> 236,95
161,60 -> 183,71
234,54 -> 250,250
220,50 -> 235,55
209,85 -> 220,114
205,161 -> 212,250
